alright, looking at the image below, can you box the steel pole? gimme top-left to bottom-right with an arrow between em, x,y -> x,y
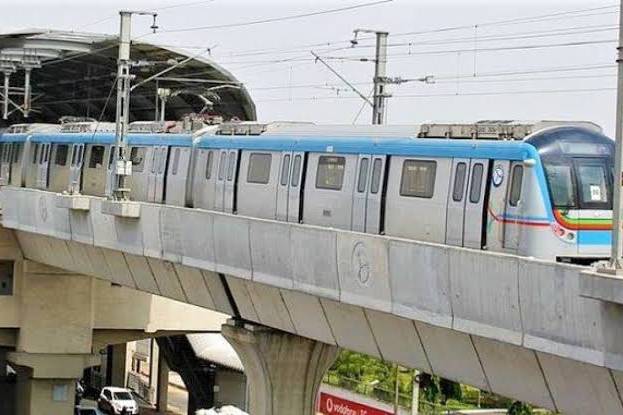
611,0 -> 623,269
111,11 -> 133,200
2,72 -> 9,120
372,31 -> 388,125
23,68 -> 31,118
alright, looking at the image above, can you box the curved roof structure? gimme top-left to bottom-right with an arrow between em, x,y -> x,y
0,29 -> 256,127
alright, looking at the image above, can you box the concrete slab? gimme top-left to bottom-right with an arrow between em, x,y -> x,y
389,240 -> 452,328
160,207 -> 185,263
68,210 -> 94,245
365,309 -> 431,372
538,351 -> 623,415
213,215 -> 252,279
449,250 -> 522,345
101,248 -> 136,288
124,253 -> 160,295
415,322 -> 489,391
173,264 -> 215,309
472,336 -> 555,410
320,298 -> 380,358
180,209 -> 216,271
90,199 -> 119,251
519,259 -> 605,366
245,281 -> 296,333
147,258 -> 186,302
201,270 -> 235,316
291,226 -> 339,300
249,220 -> 293,289
337,233 -> 391,312
225,275 -> 258,322
140,204 -> 163,259
65,240 -> 95,276
280,289 -> 336,345
579,269 -> 623,305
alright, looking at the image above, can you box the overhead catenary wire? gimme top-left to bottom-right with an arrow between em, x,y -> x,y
157,0 -> 394,33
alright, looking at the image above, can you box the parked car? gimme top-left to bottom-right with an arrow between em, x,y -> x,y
75,405 -> 105,415
97,387 -> 139,415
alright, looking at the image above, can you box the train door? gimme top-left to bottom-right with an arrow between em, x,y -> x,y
69,144 -> 85,194
10,142 -> 24,187
0,143 -> 12,185
36,143 -> 51,189
352,155 -> 387,234
165,147 -> 190,206
445,158 -> 470,246
287,152 -> 305,223
487,160 -> 512,253
463,159 -> 490,249
275,152 -> 292,221
352,155 -> 371,232
224,150 -> 239,213
503,162 -> 525,252
275,151 -> 305,222
146,146 -> 167,203
214,150 -> 228,211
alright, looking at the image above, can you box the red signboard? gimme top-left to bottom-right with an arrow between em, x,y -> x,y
318,392 -> 394,415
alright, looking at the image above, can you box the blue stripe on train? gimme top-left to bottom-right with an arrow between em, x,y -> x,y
578,230 -> 612,245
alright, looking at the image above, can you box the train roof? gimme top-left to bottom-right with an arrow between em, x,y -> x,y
0,132 -> 193,146
196,134 -> 538,161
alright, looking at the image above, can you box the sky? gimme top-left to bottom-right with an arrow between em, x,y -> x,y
1,0 -> 620,135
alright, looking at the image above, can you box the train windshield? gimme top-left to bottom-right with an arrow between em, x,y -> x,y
543,158 -> 612,210
526,126 -> 614,211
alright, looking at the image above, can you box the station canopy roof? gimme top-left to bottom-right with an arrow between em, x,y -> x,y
0,29 -> 256,127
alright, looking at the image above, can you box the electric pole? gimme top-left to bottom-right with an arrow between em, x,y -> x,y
111,10 -> 158,201
352,29 -> 389,124
372,31 -> 389,125
611,0 -> 623,270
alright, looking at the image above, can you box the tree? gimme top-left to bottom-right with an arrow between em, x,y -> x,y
508,401 -> 533,415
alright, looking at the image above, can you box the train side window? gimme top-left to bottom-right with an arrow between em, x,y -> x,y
38,145 -> 45,164
247,153 -> 271,184
280,154 -> 291,186
89,146 -> 105,168
316,155 -> 345,190
218,152 -> 227,180
370,159 -> 383,194
172,148 -> 181,175
77,146 -> 84,165
509,165 -> 524,207
32,144 -> 39,164
227,152 -> 236,181
12,144 -> 21,163
400,160 -> 436,198
469,163 -> 484,203
130,147 -> 146,172
357,158 -> 369,193
291,155 -> 302,187
205,151 -> 213,179
452,162 -> 467,202
55,145 -> 69,166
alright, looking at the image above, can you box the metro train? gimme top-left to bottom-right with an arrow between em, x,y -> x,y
0,119 -> 614,263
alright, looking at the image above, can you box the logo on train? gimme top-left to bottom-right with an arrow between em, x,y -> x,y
352,241 -> 371,286
492,165 -> 504,187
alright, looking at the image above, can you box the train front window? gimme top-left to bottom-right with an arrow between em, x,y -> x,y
544,163 -> 576,208
575,160 -> 610,208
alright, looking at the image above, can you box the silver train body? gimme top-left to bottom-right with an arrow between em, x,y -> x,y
0,120 -> 614,263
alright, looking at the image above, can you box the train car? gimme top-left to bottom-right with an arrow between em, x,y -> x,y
192,120 -> 612,263
0,123 -> 61,187
0,119 -> 613,264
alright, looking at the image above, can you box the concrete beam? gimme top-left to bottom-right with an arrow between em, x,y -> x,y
222,321 -> 339,415
7,352 -> 99,379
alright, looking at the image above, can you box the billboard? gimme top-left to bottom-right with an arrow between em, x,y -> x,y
318,392 -> 394,415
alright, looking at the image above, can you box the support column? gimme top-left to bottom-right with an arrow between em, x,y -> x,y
0,347 -> 15,415
10,261 -> 99,415
9,353 -> 99,415
156,349 -> 169,413
109,343 -> 129,387
222,321 -> 339,415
